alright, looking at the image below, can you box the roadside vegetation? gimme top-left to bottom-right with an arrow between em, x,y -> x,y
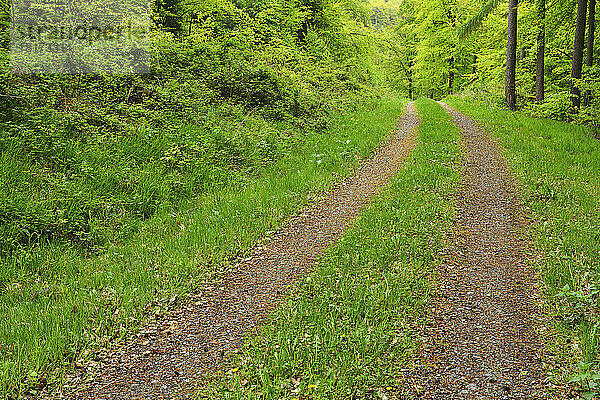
199,98 -> 461,399
444,96 -> 600,399
0,94 -> 410,397
0,0 -> 409,397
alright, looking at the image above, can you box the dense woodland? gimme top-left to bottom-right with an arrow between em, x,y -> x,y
0,0 -> 599,397
1,0 -> 598,261
379,0 -> 600,123
0,0 -> 380,259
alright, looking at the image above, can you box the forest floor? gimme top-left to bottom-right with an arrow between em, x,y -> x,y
49,104 -> 420,399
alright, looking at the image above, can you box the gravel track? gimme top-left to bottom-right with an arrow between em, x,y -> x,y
404,103 -> 548,399
55,103 -> 420,400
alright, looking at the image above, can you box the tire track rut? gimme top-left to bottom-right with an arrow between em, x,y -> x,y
405,103 -> 547,399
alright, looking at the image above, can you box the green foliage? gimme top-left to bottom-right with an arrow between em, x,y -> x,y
0,0 -> 383,259
525,66 -> 600,134
570,362 -> 600,399
524,91 -> 572,120
457,0 -> 502,39
388,0 -> 600,128
369,0 -> 401,28
387,0 -> 481,99
576,65 -> 600,135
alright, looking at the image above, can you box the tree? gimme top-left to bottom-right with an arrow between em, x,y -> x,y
535,0 -> 546,102
385,0 -> 417,98
154,0 -> 184,34
457,0 -> 500,40
0,0 -> 8,49
587,0 -> 596,68
571,0 -> 589,112
448,8 -> 457,95
506,0 -> 518,110
584,0 -> 596,106
410,0 -> 471,99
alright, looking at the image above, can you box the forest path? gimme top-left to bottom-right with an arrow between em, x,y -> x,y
60,103 -> 420,399
405,103 -> 548,399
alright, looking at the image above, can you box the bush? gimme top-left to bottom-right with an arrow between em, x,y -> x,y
525,91 -> 572,121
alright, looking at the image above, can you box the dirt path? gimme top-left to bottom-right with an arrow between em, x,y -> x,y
56,103 -> 420,399
405,103 -> 547,399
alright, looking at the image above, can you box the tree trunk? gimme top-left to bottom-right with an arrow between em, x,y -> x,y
584,0 -> 596,106
571,0 -> 589,112
506,0 -> 518,110
448,8 -> 456,96
448,56 -> 455,95
408,60 -> 414,100
536,0 -> 546,102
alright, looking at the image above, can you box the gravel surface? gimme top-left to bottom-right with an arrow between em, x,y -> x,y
50,103 -> 420,399
403,103 -> 548,399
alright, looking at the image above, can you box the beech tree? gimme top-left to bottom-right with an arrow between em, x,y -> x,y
506,0 -> 518,110
410,0 -> 474,99
571,0 -> 589,112
584,0 -> 596,106
536,0 -> 546,102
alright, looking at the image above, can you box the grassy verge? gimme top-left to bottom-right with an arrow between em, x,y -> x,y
0,95 -> 407,398
444,96 -> 600,398
199,98 -> 461,399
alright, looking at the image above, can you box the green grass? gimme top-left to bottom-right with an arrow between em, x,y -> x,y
0,101 -> 321,258
199,98 -> 461,399
0,95 -> 408,398
444,95 -> 600,397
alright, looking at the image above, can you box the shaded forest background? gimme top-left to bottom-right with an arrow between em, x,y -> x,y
379,0 -> 599,123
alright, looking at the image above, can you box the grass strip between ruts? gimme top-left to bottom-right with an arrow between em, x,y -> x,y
199,98 -> 462,399
444,95 -> 600,398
